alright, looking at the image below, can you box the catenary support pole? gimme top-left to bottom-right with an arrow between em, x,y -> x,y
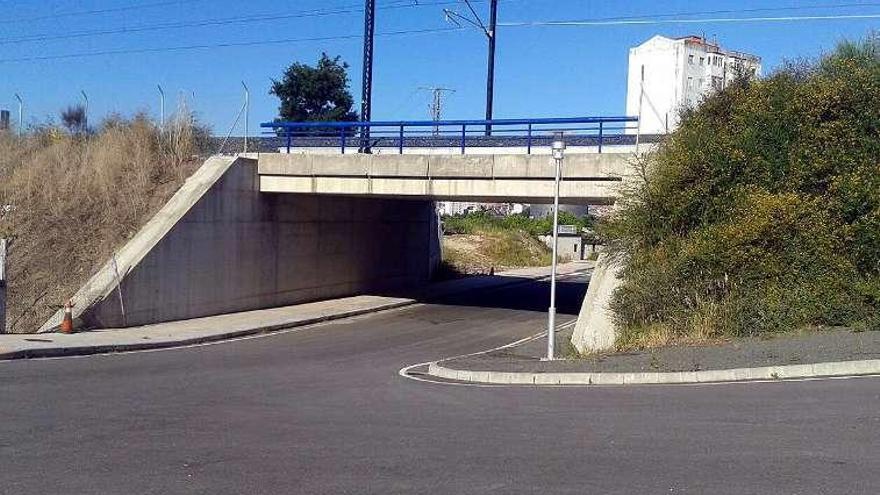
484,0 -> 498,136
635,65 -> 644,154
360,0 -> 376,153
242,81 -> 250,153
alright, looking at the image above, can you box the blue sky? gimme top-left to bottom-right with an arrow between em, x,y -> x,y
0,0 -> 878,133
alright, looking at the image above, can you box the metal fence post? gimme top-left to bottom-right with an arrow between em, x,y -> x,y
399,124 -> 404,154
340,127 -> 347,154
598,122 -> 604,154
286,130 -> 292,153
527,123 -> 532,155
460,124 -> 466,154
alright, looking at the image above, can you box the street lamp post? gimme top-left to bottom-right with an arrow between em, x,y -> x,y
13,93 -> 22,138
547,133 -> 566,361
80,90 -> 89,130
157,85 -> 165,133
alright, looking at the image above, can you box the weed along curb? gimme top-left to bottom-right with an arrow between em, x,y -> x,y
426,359 -> 880,385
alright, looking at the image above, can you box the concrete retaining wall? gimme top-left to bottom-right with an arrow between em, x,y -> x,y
41,156 -> 440,331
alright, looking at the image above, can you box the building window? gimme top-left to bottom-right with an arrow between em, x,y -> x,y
687,76 -> 693,89
688,54 -> 694,64
700,57 -> 705,65
699,78 -> 704,88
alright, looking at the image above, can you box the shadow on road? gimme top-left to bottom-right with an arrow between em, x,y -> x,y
387,276 -> 589,316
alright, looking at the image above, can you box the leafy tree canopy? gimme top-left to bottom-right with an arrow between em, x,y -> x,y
270,53 -> 358,122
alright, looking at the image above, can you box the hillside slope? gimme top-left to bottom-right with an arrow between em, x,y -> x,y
0,114 -> 207,333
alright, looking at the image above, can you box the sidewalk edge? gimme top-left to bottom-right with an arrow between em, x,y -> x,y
0,300 -> 413,361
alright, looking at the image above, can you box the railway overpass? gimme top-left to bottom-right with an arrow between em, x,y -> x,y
258,152 -> 633,204
42,117 -> 643,349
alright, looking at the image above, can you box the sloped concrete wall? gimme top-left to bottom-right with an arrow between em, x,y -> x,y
570,254 -> 622,354
42,156 -> 440,331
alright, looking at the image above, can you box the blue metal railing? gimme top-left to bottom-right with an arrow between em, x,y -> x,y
260,116 -> 639,154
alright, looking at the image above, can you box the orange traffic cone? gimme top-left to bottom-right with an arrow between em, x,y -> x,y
60,300 -> 74,334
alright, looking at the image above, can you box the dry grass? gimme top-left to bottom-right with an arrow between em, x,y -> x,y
0,109 -> 208,333
442,231 -> 553,274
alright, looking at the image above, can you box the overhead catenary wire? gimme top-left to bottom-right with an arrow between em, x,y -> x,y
1,0 -> 875,40
2,6 -> 880,63
0,0 -> 477,36
0,0 -> 203,25
0,26 -> 464,64
499,13 -> 880,28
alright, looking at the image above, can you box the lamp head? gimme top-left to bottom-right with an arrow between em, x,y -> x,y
551,132 -> 566,160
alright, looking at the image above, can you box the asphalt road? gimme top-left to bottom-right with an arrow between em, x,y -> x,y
2,274 -> 879,494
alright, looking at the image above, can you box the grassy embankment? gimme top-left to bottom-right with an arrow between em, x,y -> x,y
440,210 -> 593,274
0,110 -> 209,333
601,37 -> 880,350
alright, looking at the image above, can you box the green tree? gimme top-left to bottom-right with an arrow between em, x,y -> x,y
270,53 -> 359,122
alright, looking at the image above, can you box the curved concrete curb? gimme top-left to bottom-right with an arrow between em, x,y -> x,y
427,359 -> 880,385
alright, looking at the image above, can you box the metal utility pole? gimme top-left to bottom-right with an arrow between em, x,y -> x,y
635,65 -> 645,154
443,0 -> 498,135
157,85 -> 165,132
241,81 -> 250,153
13,93 -> 22,137
360,0 -> 376,153
485,0 -> 498,135
546,133 -> 566,361
420,86 -> 456,135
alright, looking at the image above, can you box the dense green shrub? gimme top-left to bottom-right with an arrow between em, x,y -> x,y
603,36 -> 880,345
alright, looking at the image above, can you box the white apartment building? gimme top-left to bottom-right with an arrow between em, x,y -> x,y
626,35 -> 762,135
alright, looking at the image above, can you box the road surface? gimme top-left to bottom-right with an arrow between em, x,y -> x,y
1,273 -> 878,494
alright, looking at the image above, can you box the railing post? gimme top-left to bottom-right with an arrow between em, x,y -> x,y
598,122 -> 604,154
399,124 -> 404,154
286,128 -> 292,154
340,127 -> 346,154
460,124 -> 466,155
527,123 -> 532,155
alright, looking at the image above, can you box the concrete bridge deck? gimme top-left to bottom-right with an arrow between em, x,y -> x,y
257,152 -> 635,204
